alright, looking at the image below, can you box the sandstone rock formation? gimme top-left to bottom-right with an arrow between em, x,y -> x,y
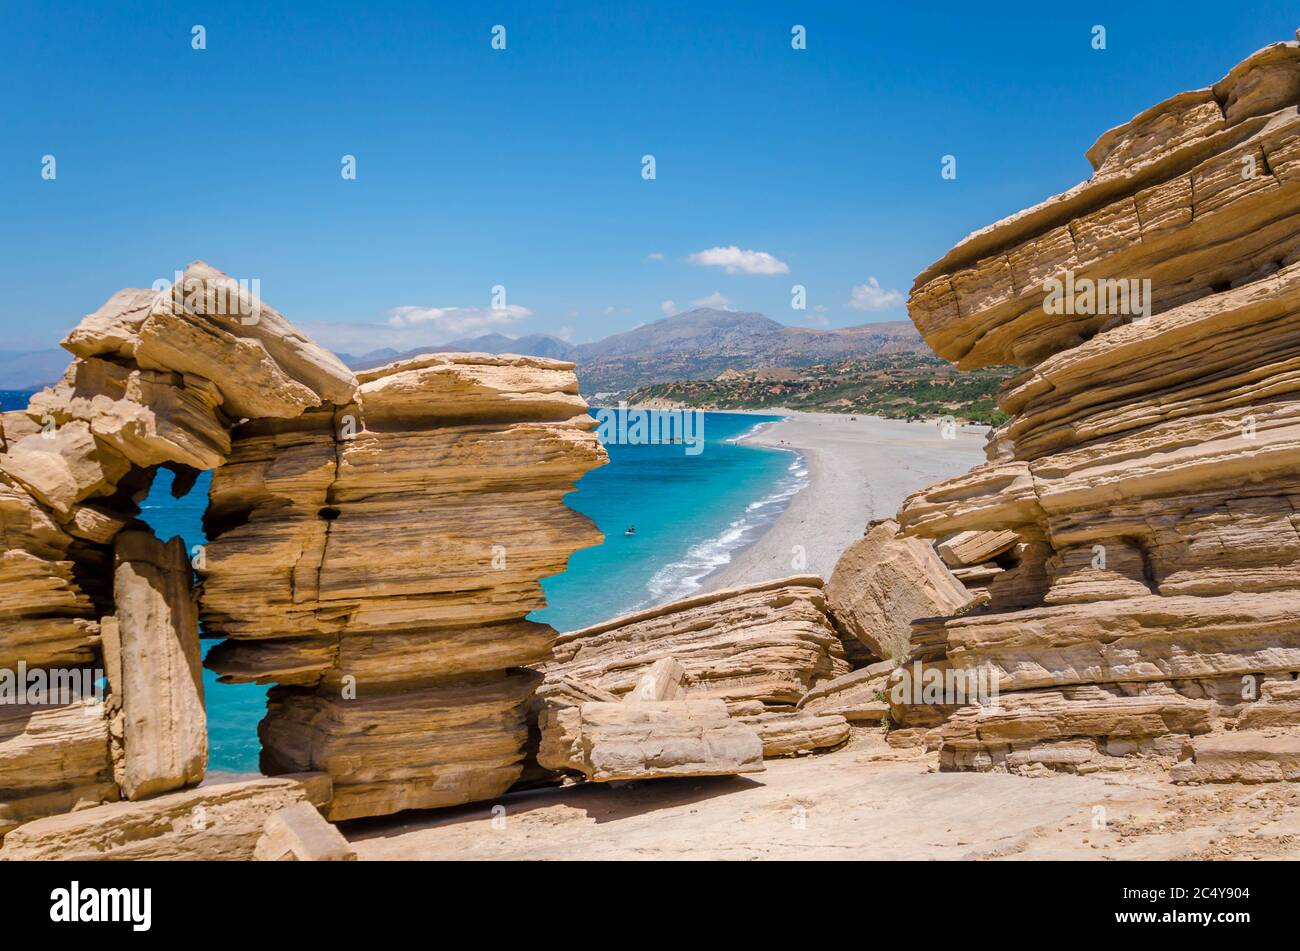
0,262 -> 606,852
537,699 -> 765,781
0,774 -> 330,861
543,576 -> 849,706
0,262 -> 356,839
200,353 -> 605,820
890,36 -> 1300,779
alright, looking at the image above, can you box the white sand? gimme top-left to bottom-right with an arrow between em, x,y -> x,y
699,411 -> 988,592
350,733 -> 1300,860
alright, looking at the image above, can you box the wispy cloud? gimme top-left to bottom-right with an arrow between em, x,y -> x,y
385,303 -> 532,333
643,252 -> 666,262
691,291 -> 734,310
688,245 -> 789,275
660,299 -> 677,316
848,278 -> 904,311
297,301 -> 534,355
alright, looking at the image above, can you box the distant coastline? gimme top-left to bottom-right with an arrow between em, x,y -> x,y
694,409 -> 989,593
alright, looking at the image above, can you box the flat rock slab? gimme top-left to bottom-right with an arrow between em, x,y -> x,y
0,774 -> 331,861
1171,732 -> 1300,784
736,711 -> 850,758
538,699 -> 765,782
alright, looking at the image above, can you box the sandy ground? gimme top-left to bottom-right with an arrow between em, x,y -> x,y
346,732 -> 1300,861
700,411 -> 987,592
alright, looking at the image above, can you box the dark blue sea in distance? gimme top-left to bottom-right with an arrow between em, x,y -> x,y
6,394 -> 804,774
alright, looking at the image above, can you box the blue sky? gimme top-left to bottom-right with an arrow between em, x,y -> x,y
1,1 -> 1296,353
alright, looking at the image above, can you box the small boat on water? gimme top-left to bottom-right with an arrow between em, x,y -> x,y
625,526 -> 636,536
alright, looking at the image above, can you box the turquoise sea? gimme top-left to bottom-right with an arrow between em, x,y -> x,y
4,395 -> 804,773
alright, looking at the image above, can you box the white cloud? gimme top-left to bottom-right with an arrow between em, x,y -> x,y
691,291 -> 734,310
555,325 -> 575,341
298,301 -> 534,355
660,299 -> 677,316
643,252 -> 666,262
385,303 -> 532,333
848,278 -> 905,311
687,245 -> 789,275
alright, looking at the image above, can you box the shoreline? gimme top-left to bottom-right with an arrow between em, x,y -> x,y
693,409 -> 988,593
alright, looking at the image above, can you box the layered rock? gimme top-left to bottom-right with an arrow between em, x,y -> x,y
796,663 -> 893,723
734,710 -> 850,757
0,774 -> 331,861
537,699 -> 765,781
2,263 -> 603,847
0,702 -> 116,838
891,36 -> 1300,775
200,353 -> 606,821
543,576 -> 848,706
0,263 -> 356,835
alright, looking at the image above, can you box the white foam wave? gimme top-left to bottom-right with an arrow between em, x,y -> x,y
639,450 -> 809,606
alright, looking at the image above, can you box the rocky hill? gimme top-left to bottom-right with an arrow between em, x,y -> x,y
347,308 -> 930,394
625,353 -> 1014,424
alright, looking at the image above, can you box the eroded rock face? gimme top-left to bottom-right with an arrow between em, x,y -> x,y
200,353 -> 606,821
892,37 -> 1300,775
543,576 -> 849,706
0,262 -> 353,835
1,263 -> 603,844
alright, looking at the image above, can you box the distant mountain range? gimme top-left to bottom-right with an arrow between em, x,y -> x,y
0,349 -> 73,392
0,309 -> 931,396
345,308 -> 931,394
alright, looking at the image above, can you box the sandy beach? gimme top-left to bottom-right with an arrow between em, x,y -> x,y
699,411 -> 988,592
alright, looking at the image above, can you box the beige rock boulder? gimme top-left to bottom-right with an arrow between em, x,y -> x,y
735,711 -> 850,757
1171,733 -> 1300,784
537,699 -> 765,782
253,802 -> 356,861
626,656 -> 688,702
825,519 -> 973,662
936,529 -> 1019,568
0,422 -> 130,517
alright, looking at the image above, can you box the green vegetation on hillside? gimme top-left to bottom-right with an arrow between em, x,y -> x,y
624,354 -> 1014,425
